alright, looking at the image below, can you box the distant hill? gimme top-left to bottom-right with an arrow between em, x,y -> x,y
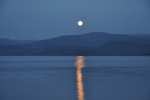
95,41 -> 150,55
22,32 -> 150,49
0,38 -> 39,45
0,32 -> 150,56
126,34 -> 150,39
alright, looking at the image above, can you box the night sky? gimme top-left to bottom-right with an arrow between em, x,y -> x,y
0,0 -> 150,40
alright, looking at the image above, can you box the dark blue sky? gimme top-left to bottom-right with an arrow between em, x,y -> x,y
0,0 -> 150,39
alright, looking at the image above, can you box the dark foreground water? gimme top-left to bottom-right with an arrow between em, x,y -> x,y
0,56 -> 150,100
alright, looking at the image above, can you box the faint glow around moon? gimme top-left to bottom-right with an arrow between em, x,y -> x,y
78,21 -> 83,26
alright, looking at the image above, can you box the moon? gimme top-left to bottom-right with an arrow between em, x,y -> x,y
78,21 -> 83,26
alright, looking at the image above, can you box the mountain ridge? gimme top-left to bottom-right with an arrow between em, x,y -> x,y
0,32 -> 150,56
0,38 -> 39,45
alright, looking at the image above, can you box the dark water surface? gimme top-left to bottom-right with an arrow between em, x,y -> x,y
0,56 -> 150,100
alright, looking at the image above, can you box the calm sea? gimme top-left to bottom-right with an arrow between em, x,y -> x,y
0,56 -> 150,100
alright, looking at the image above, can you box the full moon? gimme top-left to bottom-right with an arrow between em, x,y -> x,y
78,21 -> 83,26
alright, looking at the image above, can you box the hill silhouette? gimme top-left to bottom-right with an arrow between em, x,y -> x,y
0,32 -> 150,56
